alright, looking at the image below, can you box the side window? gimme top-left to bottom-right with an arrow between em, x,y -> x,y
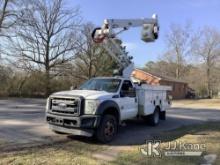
120,80 -> 136,97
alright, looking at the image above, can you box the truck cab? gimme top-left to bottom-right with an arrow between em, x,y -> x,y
46,77 -> 171,143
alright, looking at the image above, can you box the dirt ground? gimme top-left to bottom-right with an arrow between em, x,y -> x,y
172,99 -> 220,110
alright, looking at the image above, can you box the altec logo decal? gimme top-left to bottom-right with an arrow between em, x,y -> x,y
140,140 -> 206,157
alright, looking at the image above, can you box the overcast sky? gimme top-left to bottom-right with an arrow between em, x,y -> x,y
70,0 -> 220,67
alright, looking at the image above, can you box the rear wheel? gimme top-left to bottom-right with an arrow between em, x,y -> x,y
149,107 -> 160,126
143,107 -> 160,126
160,111 -> 166,120
95,114 -> 118,143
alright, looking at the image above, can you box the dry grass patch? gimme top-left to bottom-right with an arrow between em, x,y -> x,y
0,139 -> 5,145
0,139 -> 9,148
0,140 -> 105,165
172,99 -> 220,110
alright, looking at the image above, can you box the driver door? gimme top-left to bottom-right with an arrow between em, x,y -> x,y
115,80 -> 138,120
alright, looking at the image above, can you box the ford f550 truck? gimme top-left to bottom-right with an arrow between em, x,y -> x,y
45,14 -> 172,143
46,77 -> 171,143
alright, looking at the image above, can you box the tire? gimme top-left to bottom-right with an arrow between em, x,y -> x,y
95,114 -> 118,143
160,111 -> 166,120
147,107 -> 160,126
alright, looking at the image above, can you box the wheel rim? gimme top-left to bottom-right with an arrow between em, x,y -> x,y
154,110 -> 159,124
104,120 -> 115,138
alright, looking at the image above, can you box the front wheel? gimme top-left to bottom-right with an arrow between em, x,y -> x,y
95,115 -> 118,143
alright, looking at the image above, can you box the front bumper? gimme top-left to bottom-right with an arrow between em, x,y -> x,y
46,113 -> 101,136
49,125 -> 94,137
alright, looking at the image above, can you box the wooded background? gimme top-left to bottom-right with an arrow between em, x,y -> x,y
0,0 -> 220,98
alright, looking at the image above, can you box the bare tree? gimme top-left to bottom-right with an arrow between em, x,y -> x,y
163,23 -> 192,79
0,0 -> 19,37
144,60 -> 178,78
192,27 -> 220,98
0,0 -> 21,61
70,23 -> 116,82
8,0 -> 81,96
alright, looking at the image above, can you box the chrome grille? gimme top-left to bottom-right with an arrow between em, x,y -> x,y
50,97 -> 80,116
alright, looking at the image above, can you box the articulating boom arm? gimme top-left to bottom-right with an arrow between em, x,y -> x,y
91,14 -> 159,78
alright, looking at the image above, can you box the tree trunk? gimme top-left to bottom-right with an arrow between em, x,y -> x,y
207,67 -> 212,98
0,0 -> 9,31
176,67 -> 180,79
45,69 -> 50,97
45,32 -> 51,97
206,55 -> 213,98
45,44 -> 50,97
88,61 -> 92,79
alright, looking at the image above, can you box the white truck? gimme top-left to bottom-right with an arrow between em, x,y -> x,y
46,14 -> 172,143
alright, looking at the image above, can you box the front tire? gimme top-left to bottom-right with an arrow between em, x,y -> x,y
95,114 -> 118,143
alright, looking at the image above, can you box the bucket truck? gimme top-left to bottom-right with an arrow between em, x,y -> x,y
45,14 -> 172,143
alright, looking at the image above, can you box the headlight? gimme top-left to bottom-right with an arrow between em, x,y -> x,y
46,98 -> 51,112
85,100 -> 100,114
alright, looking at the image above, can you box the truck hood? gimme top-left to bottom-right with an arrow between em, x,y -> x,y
51,90 -> 115,100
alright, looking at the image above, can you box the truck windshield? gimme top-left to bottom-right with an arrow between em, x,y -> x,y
79,78 -> 121,93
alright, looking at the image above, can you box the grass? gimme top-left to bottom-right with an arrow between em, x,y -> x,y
0,139 -> 5,146
112,122 -> 220,165
172,99 -> 220,110
0,140 -> 105,165
0,139 -> 9,149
